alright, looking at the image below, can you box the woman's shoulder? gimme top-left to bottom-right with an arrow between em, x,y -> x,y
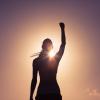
32,57 -> 40,70
33,57 -> 39,64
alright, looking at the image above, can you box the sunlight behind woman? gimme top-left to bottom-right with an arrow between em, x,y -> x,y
49,50 -> 55,58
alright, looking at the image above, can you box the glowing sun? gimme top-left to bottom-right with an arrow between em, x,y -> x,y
49,50 -> 55,58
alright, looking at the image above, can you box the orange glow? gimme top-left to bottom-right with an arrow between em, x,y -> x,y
49,50 -> 55,58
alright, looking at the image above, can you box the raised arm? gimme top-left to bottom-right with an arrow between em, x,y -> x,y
56,22 -> 66,60
60,22 -> 66,45
30,59 -> 38,100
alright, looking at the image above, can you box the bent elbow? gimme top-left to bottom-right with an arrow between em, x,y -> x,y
62,42 -> 66,46
62,39 -> 66,45
64,42 -> 66,45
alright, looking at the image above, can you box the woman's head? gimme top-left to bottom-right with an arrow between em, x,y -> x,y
42,38 -> 53,51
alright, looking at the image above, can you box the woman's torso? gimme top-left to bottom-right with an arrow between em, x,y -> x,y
36,55 -> 61,95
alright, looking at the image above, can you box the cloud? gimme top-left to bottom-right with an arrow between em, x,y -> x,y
86,88 -> 100,97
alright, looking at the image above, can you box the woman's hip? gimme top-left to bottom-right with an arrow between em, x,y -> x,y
35,93 -> 62,100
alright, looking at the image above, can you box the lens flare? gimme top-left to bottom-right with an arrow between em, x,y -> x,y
49,50 -> 55,58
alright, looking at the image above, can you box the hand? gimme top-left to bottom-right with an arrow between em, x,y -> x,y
59,22 -> 65,29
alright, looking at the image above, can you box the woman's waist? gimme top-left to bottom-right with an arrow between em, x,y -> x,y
39,81 -> 59,87
37,81 -> 60,94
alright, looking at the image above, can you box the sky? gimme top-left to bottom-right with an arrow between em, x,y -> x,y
0,0 -> 100,100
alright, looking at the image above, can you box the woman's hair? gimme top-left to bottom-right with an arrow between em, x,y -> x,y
42,38 -> 53,50
31,38 -> 53,57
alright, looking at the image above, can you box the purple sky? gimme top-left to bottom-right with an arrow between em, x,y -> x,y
0,1 -> 100,100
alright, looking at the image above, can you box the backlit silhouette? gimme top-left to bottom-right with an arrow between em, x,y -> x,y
30,22 -> 66,100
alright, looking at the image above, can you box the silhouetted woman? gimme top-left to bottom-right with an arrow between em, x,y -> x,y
30,22 -> 66,100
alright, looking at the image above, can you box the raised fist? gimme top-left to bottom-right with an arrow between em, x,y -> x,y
59,22 -> 65,29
